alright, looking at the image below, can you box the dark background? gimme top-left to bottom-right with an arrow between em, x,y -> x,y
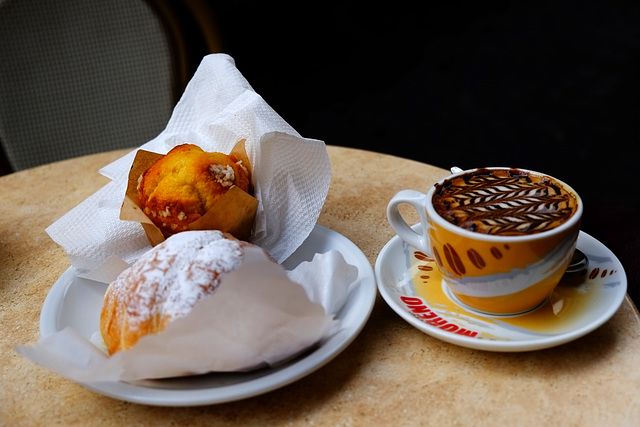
211,0 -> 639,304
213,1 -> 639,203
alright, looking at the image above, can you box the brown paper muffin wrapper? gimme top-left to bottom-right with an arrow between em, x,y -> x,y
120,139 -> 258,246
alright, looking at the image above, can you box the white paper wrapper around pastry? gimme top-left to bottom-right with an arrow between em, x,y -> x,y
16,249 -> 357,382
44,53 -> 331,281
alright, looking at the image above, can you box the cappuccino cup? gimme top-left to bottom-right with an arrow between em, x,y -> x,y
387,167 -> 582,315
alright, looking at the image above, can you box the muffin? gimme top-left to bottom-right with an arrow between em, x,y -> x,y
136,144 -> 252,237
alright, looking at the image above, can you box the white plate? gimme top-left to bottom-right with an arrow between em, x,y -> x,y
375,226 -> 627,352
40,225 -> 376,406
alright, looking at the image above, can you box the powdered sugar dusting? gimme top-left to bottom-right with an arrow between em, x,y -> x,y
108,230 -> 246,327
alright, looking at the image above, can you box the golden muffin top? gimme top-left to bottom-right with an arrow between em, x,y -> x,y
137,144 -> 251,236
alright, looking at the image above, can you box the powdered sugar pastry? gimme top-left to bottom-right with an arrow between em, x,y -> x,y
107,230 -> 246,328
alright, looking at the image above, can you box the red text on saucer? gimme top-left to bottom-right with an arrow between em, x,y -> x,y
401,296 -> 478,338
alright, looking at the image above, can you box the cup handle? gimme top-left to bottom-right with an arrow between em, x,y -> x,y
386,189 -> 431,254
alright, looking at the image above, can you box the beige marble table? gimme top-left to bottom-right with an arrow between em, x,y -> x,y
1,145 -> 639,426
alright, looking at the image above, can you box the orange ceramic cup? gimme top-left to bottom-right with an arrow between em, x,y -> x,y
387,167 -> 582,315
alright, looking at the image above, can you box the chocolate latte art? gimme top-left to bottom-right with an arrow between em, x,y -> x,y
433,168 -> 578,235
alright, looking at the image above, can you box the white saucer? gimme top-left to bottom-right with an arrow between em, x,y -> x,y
40,225 -> 376,406
375,226 -> 627,352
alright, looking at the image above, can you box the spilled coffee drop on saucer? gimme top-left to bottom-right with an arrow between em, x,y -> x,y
432,168 -> 578,235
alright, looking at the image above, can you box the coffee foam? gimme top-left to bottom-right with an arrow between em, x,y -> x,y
433,168 -> 578,235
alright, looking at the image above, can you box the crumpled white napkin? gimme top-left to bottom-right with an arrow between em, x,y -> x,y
16,249 -> 359,382
45,53 -> 331,282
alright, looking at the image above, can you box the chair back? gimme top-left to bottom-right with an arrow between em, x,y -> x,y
0,0 -> 217,174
